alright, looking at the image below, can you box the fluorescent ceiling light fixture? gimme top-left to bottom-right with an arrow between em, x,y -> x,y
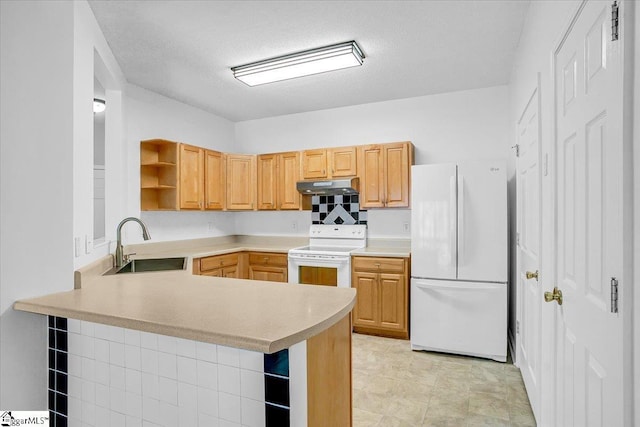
93,98 -> 106,113
232,41 -> 365,86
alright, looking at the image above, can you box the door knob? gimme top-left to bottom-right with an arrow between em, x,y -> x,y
526,270 -> 539,280
544,287 -> 563,305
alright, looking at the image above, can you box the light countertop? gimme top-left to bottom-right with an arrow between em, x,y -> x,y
14,234 -> 409,353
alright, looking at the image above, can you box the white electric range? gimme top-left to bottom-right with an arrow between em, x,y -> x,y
288,224 -> 367,288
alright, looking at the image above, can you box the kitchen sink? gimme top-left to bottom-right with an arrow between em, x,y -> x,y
103,257 -> 187,275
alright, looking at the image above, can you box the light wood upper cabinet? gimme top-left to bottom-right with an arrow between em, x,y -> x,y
179,144 -> 204,210
204,149 -> 225,210
302,146 -> 357,179
351,256 -> 409,339
277,151 -> 301,210
358,142 -> 413,208
140,139 -> 179,211
257,154 -> 277,210
226,154 -> 256,210
329,146 -> 357,177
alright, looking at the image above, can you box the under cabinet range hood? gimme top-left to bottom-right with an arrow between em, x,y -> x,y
296,178 -> 359,195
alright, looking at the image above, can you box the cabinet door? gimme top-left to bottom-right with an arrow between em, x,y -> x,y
204,150 -> 225,210
302,149 -> 328,179
352,271 -> 379,327
358,145 -> 385,208
179,144 -> 204,209
379,273 -> 407,331
257,154 -> 277,210
384,143 -> 410,208
249,265 -> 287,282
201,269 -> 222,277
226,154 -> 256,210
329,146 -> 357,177
277,151 -> 301,210
222,266 -> 238,278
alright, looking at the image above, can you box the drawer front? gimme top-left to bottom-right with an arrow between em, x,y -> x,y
248,252 -> 287,267
200,253 -> 239,271
352,256 -> 406,273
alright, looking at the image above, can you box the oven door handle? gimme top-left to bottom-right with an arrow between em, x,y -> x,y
288,254 -> 349,262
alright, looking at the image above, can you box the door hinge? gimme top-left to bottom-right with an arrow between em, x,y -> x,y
512,144 -> 520,157
611,1 -> 619,41
516,320 -> 520,334
611,277 -> 619,313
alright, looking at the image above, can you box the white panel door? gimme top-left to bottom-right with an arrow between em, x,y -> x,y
456,161 -> 507,283
554,1 -> 623,425
515,79 -> 542,422
410,164 -> 457,280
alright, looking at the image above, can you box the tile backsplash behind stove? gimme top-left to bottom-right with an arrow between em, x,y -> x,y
311,194 -> 367,225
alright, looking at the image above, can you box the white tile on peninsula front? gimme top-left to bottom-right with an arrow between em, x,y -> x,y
68,318 -> 81,334
158,335 -> 177,354
142,372 -> 160,400
197,387 -> 219,417
95,383 -> 109,408
94,338 -> 109,363
240,370 -> 264,402
158,377 -> 178,405
198,413 -> 220,427
68,396 -> 81,421
125,328 -> 141,347
196,341 -> 217,363
158,352 -> 177,379
241,397 -> 266,427
125,391 -> 143,418
126,415 -> 142,427
80,320 -> 95,337
142,396 -> 161,425
140,332 -> 159,350
177,382 -> 197,409
81,379 -> 95,403
126,368 -> 142,394
95,360 -> 110,385
82,401 -> 96,425
219,420 -> 241,427
111,410 -> 126,426
110,364 -> 126,390
81,334 -> 95,359
110,385 -> 126,411
218,365 -> 240,395
196,360 -> 218,390
68,332 -> 81,356
217,346 -> 240,367
94,323 -> 124,343
239,350 -> 263,372
69,354 -> 82,377
176,338 -> 196,358
159,401 -> 179,427
218,392 -> 241,423
68,374 -> 81,398
95,405 -> 109,427
178,406 -> 198,427
177,355 -> 197,385
110,341 -> 126,367
141,348 -> 159,375
126,344 -> 142,370
81,357 -> 95,382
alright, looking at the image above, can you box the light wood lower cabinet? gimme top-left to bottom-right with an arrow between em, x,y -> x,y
351,256 -> 409,339
247,252 -> 288,282
194,251 -> 288,283
193,253 -> 241,278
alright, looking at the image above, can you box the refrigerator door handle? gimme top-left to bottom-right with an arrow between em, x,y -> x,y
457,173 -> 464,267
414,281 -> 501,291
449,175 -> 457,270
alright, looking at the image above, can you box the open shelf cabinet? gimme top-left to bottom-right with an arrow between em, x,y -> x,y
140,139 -> 179,210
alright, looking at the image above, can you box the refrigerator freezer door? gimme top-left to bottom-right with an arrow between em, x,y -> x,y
410,164 -> 457,280
410,278 -> 507,362
456,161 -> 508,283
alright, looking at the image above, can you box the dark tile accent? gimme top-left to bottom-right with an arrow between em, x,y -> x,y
351,194 -> 359,203
319,213 -> 327,221
55,317 -> 67,331
49,390 -> 55,410
55,392 -> 67,414
343,203 -> 351,211
49,316 -> 55,328
310,191 -> 367,225
312,205 -> 319,212
56,351 -> 67,373
54,412 -> 67,427
49,349 -> 56,370
265,375 -> 289,407
48,316 -> 69,420
266,403 -> 290,426
55,372 -> 68,394
49,329 -> 56,349
343,195 -> 351,203
335,217 -> 344,224
264,349 -> 289,377
49,370 -> 56,390
327,195 -> 334,204
55,330 -> 67,352
319,196 -> 327,204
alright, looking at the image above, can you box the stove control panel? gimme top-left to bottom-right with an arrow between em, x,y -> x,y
309,224 -> 367,239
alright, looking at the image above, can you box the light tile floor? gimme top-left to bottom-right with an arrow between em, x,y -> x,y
352,333 -> 537,427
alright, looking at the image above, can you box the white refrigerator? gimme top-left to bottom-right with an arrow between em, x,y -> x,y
410,161 -> 508,362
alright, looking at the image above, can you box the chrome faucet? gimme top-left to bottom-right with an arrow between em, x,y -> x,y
115,217 -> 151,268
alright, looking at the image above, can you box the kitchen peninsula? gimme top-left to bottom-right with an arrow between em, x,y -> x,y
14,237 -> 356,427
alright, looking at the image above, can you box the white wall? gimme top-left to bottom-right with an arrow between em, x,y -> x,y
0,0 -> 75,409
126,84 -> 237,242
632,1 -> 639,423
235,85 -> 510,239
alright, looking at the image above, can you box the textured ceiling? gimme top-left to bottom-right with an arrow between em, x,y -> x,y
89,0 -> 529,122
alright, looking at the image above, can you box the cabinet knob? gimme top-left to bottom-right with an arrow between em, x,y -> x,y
264,257 -> 269,262
375,263 -> 381,268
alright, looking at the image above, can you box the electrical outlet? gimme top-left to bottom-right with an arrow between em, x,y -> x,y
74,237 -> 82,257
85,235 -> 93,254
403,222 -> 410,232
207,222 -> 215,231
291,221 -> 298,232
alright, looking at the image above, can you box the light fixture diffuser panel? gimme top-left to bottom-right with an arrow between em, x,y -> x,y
232,41 -> 364,86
